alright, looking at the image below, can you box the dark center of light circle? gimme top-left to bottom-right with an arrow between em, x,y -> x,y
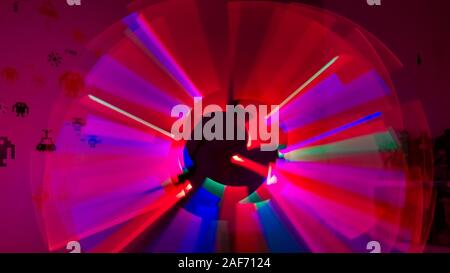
182,111 -> 278,195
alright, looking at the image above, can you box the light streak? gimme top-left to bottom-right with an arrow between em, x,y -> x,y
266,56 -> 339,119
88,94 -> 175,139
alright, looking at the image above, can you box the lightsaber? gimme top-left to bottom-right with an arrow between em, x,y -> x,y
266,56 -> 340,119
88,94 -> 175,139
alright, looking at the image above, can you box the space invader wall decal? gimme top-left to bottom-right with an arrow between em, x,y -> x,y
12,102 -> 29,117
36,129 -> 56,152
81,135 -> 101,148
0,137 -> 15,167
0,103 -> 8,114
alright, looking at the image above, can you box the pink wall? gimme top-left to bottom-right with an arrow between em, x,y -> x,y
0,0 -> 448,252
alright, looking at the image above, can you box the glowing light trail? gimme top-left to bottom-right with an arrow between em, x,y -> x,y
88,94 -> 175,139
266,56 -> 340,119
282,112 -> 382,153
230,154 -> 269,177
126,14 -> 202,98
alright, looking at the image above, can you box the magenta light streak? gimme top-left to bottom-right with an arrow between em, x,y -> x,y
281,71 -> 391,131
280,182 -> 377,241
275,160 -> 406,206
82,115 -> 172,147
86,56 -> 181,115
126,13 -> 202,98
